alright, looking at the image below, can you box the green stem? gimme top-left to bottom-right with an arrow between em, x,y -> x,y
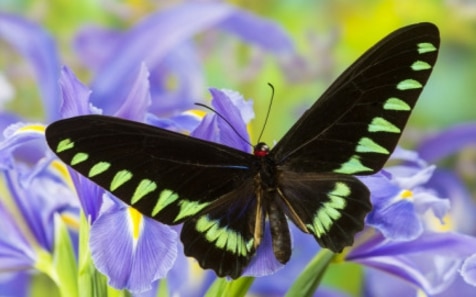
285,249 -> 335,297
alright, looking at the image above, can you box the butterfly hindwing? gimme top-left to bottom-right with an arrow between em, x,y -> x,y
275,171 -> 371,252
272,22 -> 439,175
180,179 -> 261,278
45,115 -> 257,224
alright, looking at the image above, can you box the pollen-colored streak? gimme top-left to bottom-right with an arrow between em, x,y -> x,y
400,189 -> 413,199
17,124 -> 46,134
61,213 -> 80,230
185,109 -> 206,118
128,207 -> 143,240
51,160 -> 75,189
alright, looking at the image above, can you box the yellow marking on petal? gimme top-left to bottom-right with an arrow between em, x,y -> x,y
128,207 -> 143,240
400,189 -> 413,199
50,160 -> 75,189
184,109 -> 206,119
17,124 -> 46,134
60,213 -> 80,230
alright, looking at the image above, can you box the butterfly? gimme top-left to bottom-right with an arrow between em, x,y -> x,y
45,22 -> 439,279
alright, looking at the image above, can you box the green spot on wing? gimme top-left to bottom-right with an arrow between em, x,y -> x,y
71,152 -> 89,165
417,42 -> 437,54
383,97 -> 411,111
331,182 -> 351,199
356,137 -> 389,154
334,155 -> 373,174
307,182 -> 349,237
152,189 -> 179,216
368,117 -> 401,133
196,216 -> 251,256
411,60 -> 431,71
56,138 -> 74,153
110,170 -> 133,191
397,79 -> 422,90
88,162 -> 111,177
131,179 -> 157,204
174,200 -> 211,222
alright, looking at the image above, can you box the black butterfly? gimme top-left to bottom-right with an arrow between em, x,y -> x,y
45,23 -> 439,278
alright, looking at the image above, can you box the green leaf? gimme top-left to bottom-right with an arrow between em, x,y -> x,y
157,278 -> 169,297
285,249 -> 335,297
78,212 -> 109,297
52,213 -> 79,297
204,276 -> 254,297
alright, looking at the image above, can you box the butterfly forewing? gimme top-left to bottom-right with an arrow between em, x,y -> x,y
46,115 -> 257,224
272,23 -> 439,175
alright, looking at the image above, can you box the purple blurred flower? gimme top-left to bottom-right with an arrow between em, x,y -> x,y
0,13 -> 61,121
74,2 -> 296,116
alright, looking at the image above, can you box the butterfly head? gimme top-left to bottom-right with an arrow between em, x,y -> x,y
253,142 -> 270,157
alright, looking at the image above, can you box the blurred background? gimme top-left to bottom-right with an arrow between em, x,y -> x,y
1,0 -> 475,145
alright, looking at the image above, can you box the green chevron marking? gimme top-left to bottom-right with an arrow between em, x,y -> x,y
56,138 -> 74,153
110,170 -> 133,191
131,179 -> 157,204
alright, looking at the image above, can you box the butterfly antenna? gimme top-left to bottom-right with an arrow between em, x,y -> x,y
194,103 -> 254,148
256,83 -> 274,144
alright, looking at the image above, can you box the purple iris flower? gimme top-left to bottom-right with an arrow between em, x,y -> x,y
351,124 -> 476,296
362,147 -> 450,241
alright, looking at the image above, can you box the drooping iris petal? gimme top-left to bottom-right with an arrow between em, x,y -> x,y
0,13 -> 61,121
348,231 -> 476,295
367,198 -> 422,240
461,254 -> 476,286
90,204 -> 177,293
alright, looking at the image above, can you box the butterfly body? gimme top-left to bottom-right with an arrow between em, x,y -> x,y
46,23 -> 440,278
